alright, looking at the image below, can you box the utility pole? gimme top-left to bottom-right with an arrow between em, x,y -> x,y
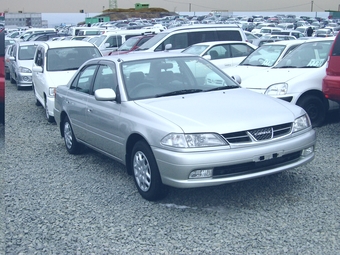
189,3 -> 191,12
311,1 -> 314,12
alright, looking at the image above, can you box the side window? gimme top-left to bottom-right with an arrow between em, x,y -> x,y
230,44 -> 254,57
216,30 -> 242,41
107,35 -> 122,48
70,65 -> 97,94
35,48 -> 44,67
92,64 -> 117,94
160,33 -> 188,51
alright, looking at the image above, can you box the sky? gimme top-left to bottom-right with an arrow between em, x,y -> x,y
2,0 -> 339,13
2,0 -> 337,27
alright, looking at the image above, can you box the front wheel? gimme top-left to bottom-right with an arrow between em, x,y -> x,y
297,95 -> 326,127
63,116 -> 84,154
131,141 -> 168,201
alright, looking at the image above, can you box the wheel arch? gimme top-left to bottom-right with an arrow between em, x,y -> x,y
59,111 -> 69,137
296,89 -> 329,111
125,133 -> 148,175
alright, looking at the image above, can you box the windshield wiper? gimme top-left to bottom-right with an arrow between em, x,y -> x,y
274,65 -> 297,68
205,85 -> 239,92
156,89 -> 203,97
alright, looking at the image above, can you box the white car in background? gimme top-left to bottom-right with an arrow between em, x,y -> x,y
223,40 -> 306,81
239,37 -> 337,127
8,41 -> 42,89
32,40 -> 102,122
182,41 -> 257,69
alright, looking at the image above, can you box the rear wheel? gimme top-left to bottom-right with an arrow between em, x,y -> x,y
297,95 -> 326,127
63,116 -> 84,154
131,140 -> 168,201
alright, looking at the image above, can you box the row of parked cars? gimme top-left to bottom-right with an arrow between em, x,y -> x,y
4,23 -> 340,200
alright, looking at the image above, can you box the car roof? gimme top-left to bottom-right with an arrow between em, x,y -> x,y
38,40 -> 97,49
16,41 -> 43,46
92,51 -> 198,63
185,41 -> 253,47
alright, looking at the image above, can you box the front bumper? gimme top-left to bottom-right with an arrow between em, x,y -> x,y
153,128 -> 316,188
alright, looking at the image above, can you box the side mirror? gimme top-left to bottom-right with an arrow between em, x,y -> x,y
32,66 -> 43,73
164,43 -> 172,51
95,88 -> 116,101
231,75 -> 241,84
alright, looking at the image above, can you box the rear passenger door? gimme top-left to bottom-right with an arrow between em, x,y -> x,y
65,64 -> 97,141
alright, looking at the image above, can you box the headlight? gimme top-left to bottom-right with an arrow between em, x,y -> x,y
265,83 -> 288,96
161,133 -> 228,148
19,66 -> 32,73
48,87 -> 56,97
292,114 -> 311,133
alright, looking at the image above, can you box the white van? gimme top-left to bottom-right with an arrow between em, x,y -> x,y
68,26 -> 108,36
93,28 -> 160,55
19,28 -> 56,41
135,24 -> 248,53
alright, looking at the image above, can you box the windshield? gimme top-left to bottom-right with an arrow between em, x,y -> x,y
135,32 -> 168,51
274,40 -> 333,68
117,37 -> 140,51
19,45 -> 38,60
46,46 -> 102,71
239,44 -> 286,67
121,56 -> 240,100
93,35 -> 106,47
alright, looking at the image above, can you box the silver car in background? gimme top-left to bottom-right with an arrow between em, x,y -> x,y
54,52 -> 316,201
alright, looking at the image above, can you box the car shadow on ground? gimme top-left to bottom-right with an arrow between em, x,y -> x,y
324,109 -> 340,125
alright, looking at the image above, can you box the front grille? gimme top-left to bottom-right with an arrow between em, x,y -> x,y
222,123 -> 292,144
213,151 -> 302,178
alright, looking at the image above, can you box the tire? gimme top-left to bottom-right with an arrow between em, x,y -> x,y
131,140 -> 168,201
10,74 -> 15,84
44,97 -> 54,123
63,116 -> 84,154
297,95 -> 326,128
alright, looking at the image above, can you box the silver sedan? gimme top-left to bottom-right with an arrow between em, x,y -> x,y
54,52 -> 316,201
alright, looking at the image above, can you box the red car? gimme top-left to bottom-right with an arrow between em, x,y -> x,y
322,32 -> 340,104
109,34 -> 154,55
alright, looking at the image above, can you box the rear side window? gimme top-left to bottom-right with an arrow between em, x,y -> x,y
216,30 -> 242,41
331,34 -> 340,56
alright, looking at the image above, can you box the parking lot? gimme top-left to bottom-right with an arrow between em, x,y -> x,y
2,79 -> 340,254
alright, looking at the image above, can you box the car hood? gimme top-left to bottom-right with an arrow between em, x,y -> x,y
225,65 -> 269,81
17,60 -> 34,70
134,88 -> 304,133
46,71 -> 77,87
240,68 -> 320,89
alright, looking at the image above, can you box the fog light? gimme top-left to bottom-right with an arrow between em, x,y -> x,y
301,146 -> 314,156
189,169 -> 213,179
